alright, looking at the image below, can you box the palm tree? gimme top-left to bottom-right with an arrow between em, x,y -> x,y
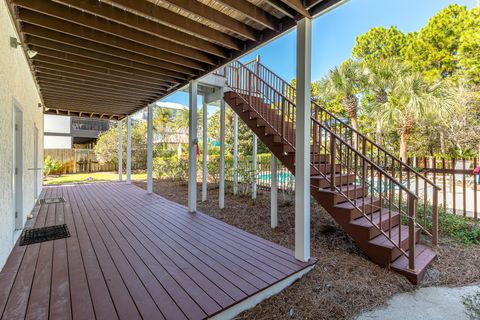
321,59 -> 366,132
378,72 -> 455,161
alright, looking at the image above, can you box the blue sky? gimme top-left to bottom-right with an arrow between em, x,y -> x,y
162,0 -> 477,108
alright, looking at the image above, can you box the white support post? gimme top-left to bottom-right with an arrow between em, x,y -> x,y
233,113 -> 238,195
202,99 -> 208,202
118,120 -> 123,181
295,17 -> 312,262
271,153 -> 278,228
219,90 -> 226,209
252,134 -> 257,199
188,80 -> 198,212
126,116 -> 132,184
147,104 -> 154,194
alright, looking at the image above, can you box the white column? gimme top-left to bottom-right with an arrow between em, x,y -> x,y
295,17 -> 312,262
233,113 -> 238,195
252,134 -> 257,199
188,80 -> 198,212
219,91 -> 226,209
118,120 -> 123,181
271,153 -> 278,228
147,104 -> 154,194
202,99 -> 208,202
126,116 -> 132,184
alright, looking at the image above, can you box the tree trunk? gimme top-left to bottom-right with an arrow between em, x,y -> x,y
351,115 -> 358,149
440,131 -> 446,154
400,132 -> 409,161
375,120 -> 382,145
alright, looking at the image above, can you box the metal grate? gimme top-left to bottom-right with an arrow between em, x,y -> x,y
19,224 -> 70,246
39,197 -> 66,205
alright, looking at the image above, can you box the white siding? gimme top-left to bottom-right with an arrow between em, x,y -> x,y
44,135 -> 72,149
0,1 -> 44,268
44,114 -> 71,134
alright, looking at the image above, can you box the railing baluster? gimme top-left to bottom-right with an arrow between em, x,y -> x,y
408,194 -> 417,270
330,133 -> 336,190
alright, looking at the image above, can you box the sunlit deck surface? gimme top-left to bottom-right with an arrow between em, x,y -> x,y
0,182 -> 316,320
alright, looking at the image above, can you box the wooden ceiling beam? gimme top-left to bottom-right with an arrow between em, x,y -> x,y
26,37 -> 185,82
41,91 -> 151,105
45,97 -> 140,113
37,76 -> 160,98
43,102 -> 138,113
52,0 -> 228,58
278,0 -> 311,18
213,0 -> 278,30
17,9 -> 210,71
308,0 -> 344,16
33,47 -> 177,85
44,108 -> 124,120
35,71 -> 162,95
39,82 -> 157,101
15,1 -> 219,65
162,0 -> 257,41
40,87 -> 155,103
262,0 -> 297,19
33,62 -> 164,91
34,55 -> 171,87
101,0 -> 242,51
21,25 -> 198,77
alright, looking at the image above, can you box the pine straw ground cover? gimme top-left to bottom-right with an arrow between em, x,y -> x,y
133,179 -> 480,320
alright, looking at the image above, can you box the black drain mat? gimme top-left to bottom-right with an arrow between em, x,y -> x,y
20,224 -> 71,246
39,197 -> 66,205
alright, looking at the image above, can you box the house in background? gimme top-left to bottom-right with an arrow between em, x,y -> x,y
44,114 -> 110,149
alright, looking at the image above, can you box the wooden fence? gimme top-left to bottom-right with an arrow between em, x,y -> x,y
45,149 -> 116,174
408,157 -> 479,219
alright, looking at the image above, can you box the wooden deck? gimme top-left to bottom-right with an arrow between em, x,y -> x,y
0,182 -> 316,320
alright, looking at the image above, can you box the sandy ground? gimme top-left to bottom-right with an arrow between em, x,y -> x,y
133,179 -> 480,320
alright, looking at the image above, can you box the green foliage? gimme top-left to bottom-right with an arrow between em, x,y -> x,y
414,204 -> 480,245
43,155 -> 62,177
352,26 -> 408,62
462,290 -> 480,320
153,156 -> 189,181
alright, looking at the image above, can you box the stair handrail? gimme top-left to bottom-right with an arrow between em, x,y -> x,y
246,59 -> 439,245
226,60 -> 419,268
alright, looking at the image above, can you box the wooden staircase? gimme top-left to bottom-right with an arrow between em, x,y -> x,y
222,60 -> 440,284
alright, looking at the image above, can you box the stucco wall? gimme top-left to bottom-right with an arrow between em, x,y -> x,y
0,1 -> 43,268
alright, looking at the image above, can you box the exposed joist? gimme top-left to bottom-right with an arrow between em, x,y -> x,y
18,10 -> 208,72
102,0 -> 242,51
21,24 -> 198,76
37,76 -> 161,98
26,37 -> 185,82
263,0 -> 297,19
34,55 -> 170,87
33,48 -> 176,85
39,81 -> 157,101
308,0 -> 344,16
35,70 -> 162,95
214,0 -> 278,30
279,0 -> 311,18
33,62 -> 164,91
41,92 -> 150,107
40,88 -> 154,104
159,0 -> 257,41
15,0 -> 219,66
52,0 -> 228,58
43,98 -> 138,110
44,108 -> 124,120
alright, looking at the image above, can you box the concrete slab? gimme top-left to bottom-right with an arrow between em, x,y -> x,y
356,284 -> 480,320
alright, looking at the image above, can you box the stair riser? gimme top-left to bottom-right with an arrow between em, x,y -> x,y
316,186 -> 368,205
312,174 -> 355,188
368,229 -> 421,265
331,200 -> 384,221
349,214 -> 401,242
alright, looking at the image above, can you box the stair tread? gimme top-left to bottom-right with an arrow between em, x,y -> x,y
390,244 -> 437,280
334,196 -> 381,209
320,184 -> 365,192
369,225 -> 416,248
350,209 -> 401,227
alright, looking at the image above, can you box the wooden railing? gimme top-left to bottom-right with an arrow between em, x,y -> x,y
223,59 -> 441,270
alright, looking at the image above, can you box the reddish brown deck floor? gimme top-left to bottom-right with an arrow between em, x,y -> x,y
0,182 -> 316,320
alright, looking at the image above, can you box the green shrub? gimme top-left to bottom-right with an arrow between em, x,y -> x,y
153,156 -> 189,181
462,290 -> 480,320
43,156 -> 62,177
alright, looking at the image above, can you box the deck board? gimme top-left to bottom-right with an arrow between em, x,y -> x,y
0,182 -> 316,320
